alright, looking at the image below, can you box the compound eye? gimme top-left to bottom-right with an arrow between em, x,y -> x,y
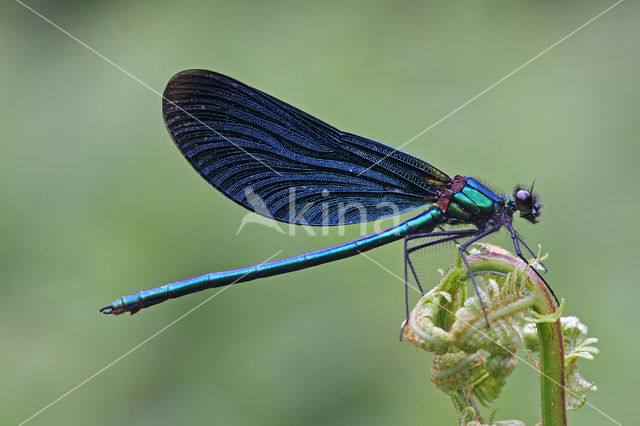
515,189 -> 533,213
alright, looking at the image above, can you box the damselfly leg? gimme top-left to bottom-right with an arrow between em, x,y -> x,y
399,229 -> 479,340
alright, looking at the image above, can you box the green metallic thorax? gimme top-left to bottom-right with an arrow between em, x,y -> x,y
439,176 -> 502,223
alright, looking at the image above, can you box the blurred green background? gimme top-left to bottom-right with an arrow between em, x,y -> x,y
2,0 -> 636,424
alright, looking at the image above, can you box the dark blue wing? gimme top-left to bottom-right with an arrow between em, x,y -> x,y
162,69 -> 450,225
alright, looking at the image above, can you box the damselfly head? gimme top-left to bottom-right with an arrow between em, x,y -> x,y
514,185 -> 541,224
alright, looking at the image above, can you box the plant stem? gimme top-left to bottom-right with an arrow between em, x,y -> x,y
465,251 -> 566,426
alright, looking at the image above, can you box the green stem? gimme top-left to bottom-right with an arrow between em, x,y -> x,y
465,251 -> 566,426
